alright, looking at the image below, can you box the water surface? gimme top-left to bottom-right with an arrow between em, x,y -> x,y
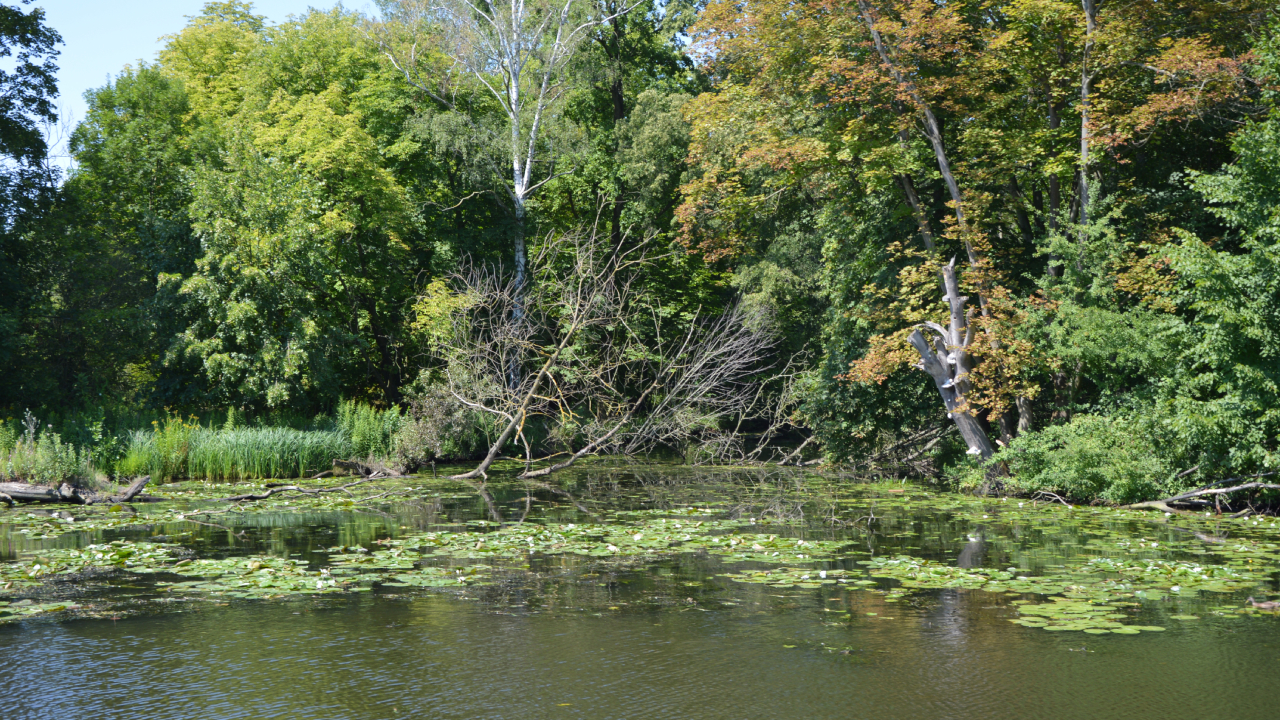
2,466 -> 1278,719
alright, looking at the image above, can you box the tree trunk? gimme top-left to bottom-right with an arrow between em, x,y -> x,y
1016,396 -> 1034,435
1006,178 -> 1035,246
508,196 -> 528,389
905,259 -> 997,460
861,3 -> 997,457
896,173 -> 936,252
607,15 -> 628,252
1079,0 -> 1096,232
1045,93 -> 1064,277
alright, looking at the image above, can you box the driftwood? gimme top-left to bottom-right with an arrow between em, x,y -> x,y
331,460 -> 406,479
1123,480 -> 1280,512
113,475 -> 151,502
776,437 -> 816,467
216,476 -> 388,502
0,482 -> 65,504
0,460 -> 413,507
0,476 -> 155,506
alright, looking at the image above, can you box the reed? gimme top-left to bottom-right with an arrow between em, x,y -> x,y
117,424 -> 351,481
186,427 -> 351,480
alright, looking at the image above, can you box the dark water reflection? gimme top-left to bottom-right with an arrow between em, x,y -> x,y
4,594 -> 1278,720
2,466 -> 1279,719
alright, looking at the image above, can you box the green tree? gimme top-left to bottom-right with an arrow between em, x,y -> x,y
0,2 -> 63,409
170,8 -> 420,410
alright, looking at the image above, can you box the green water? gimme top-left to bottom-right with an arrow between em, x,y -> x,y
3,466 -> 1280,719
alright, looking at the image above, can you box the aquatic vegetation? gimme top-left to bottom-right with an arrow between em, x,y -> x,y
157,556 -> 380,598
4,470 -> 1280,633
1010,598 -> 1163,634
0,540 -> 186,591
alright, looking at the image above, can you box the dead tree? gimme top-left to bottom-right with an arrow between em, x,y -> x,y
905,258 -> 996,459
430,222 -> 779,480
437,225 -> 649,479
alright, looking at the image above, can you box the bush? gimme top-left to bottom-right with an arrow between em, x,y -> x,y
969,414 -> 1181,504
391,381 -> 493,467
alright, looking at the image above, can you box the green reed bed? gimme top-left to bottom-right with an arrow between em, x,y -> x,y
118,424 -> 351,481
186,428 -> 351,480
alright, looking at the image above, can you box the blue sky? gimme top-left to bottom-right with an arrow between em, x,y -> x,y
38,0 -> 371,163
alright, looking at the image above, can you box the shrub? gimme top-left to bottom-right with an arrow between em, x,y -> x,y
392,381 -> 493,467
969,414 -> 1180,504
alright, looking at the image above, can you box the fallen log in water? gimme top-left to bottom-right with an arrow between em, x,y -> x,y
216,476 -> 399,502
1123,478 -> 1280,513
0,482 -> 63,504
0,476 -> 155,506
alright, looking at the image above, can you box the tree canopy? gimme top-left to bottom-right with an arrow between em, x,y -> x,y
6,0 -> 1280,500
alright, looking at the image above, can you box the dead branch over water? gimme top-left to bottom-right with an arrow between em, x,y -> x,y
431,225 -> 788,481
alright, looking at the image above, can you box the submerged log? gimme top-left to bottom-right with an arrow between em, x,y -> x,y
1122,480 -> 1280,513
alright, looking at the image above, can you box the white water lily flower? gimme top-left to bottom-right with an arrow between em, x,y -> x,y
1171,586 -> 1181,592
633,533 -> 643,541
819,571 -> 827,579
607,544 -> 619,553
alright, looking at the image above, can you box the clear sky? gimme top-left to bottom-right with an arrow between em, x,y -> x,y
37,0 -> 371,163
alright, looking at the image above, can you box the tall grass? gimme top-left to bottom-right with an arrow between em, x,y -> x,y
335,400 -> 403,460
0,412 -> 97,486
186,428 -> 350,481
116,412 -> 352,481
107,401 -> 420,481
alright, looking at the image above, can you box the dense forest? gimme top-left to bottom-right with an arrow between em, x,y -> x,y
3,0 -> 1280,504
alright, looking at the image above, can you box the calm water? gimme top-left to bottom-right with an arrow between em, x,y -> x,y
2,467 -> 1279,719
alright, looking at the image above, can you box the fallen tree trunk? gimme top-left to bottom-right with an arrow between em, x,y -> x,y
776,436 -> 816,467
112,475 -> 151,502
0,475 -> 159,506
0,482 -> 63,504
